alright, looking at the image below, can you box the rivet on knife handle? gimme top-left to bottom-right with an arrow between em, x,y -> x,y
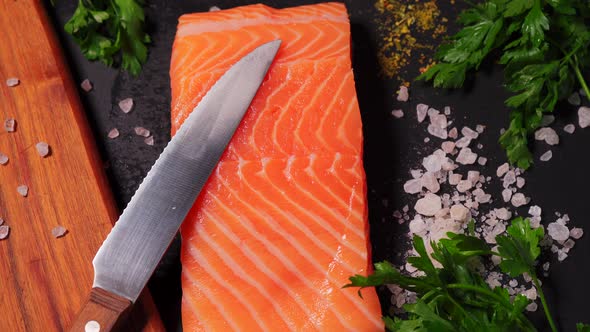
68,288 -> 131,332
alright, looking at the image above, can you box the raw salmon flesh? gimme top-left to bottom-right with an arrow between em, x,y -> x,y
170,3 -> 383,331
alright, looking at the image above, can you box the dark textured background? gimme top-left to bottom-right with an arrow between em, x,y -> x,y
47,1 -> 590,331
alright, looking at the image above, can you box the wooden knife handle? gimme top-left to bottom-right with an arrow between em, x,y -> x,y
68,288 -> 133,332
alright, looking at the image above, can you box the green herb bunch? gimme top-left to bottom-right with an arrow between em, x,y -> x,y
346,218 -> 589,331
64,0 -> 150,75
418,0 -> 590,169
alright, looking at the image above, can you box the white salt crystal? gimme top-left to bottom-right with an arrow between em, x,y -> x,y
496,163 -> 509,177
467,171 -> 480,184
455,137 -> 471,148
145,136 -> 155,146
108,128 -> 120,139
548,222 -> 569,241
427,124 -> 447,139
461,126 -> 479,139
540,115 -> 555,127
414,193 -> 442,216
534,127 -> 559,145
427,108 -> 439,117
455,148 -> 477,165
449,173 -> 462,185
496,208 -> 512,220
410,169 -> 423,179
502,189 -> 512,202
52,225 -> 67,238
397,86 -> 409,102
430,114 -> 448,128
17,185 -> 28,197
0,226 -> 9,240
558,250 -> 568,262
456,180 -> 472,193
134,126 -> 151,137
476,125 -> 485,133
564,124 -> 575,134
511,193 -> 527,207
526,302 -> 538,312
568,92 -> 581,105
448,127 -> 458,139
80,79 -> 93,92
540,150 -> 552,161
118,98 -> 134,113
403,179 -> 423,194
416,104 -> 428,123
476,194 -> 491,204
424,137 -> 430,143
509,279 -> 518,287
209,5 -> 221,11
444,106 -> 451,115
0,153 -> 8,165
476,143 -> 483,149
35,142 -> 50,157
570,227 -> 584,239
6,78 -> 19,87
579,106 -> 590,128
441,141 -> 455,153
503,170 -> 516,188
516,177 -> 525,188
409,216 -> 426,234
421,172 -> 440,193
528,205 -> 542,217
422,154 -> 443,172
477,156 -> 487,165
543,262 -> 550,271
4,118 -> 16,132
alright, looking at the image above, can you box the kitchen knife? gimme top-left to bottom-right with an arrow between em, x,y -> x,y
68,40 -> 281,332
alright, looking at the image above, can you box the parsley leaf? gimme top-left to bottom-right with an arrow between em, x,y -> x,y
495,217 -> 544,277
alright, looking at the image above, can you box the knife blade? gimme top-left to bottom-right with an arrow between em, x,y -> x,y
69,40 -> 281,332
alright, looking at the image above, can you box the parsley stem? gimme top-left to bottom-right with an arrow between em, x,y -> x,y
532,274 -> 558,332
572,61 -> 590,101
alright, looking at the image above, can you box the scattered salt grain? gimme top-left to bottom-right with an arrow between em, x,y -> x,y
570,227 -> 584,239
456,147 -> 477,165
539,150 -> 552,161
548,222 -> 569,241
511,193 -> 527,207
578,106 -> 590,128
80,79 -> 93,92
17,185 -> 28,197
563,124 -> 575,134
397,86 -> 409,102
6,78 -> 19,87
441,141 -> 455,153
209,5 -> 221,11
392,109 -> 404,118
568,92 -> 581,106
526,302 -> 538,312
461,126 -> 478,139
134,127 -> 150,137
516,177 -> 525,188
427,124 -> 447,139
477,156 -> 487,165
414,193 -> 442,216
456,180 -> 472,193
540,115 -> 555,127
509,279 -> 518,287
423,137 -> 430,143
476,125 -> 485,133
503,171 -> 516,187
543,262 -> 550,271
496,163 -> 509,177
144,136 -> 155,146
448,127 -> 458,139
107,128 -> 120,139
528,205 -> 542,217
476,143 -> 483,149
0,153 -> 8,165
534,127 -> 559,145
558,251 -> 568,262
444,106 -> 451,115
416,104 -> 428,123
52,225 -> 67,238
118,98 -> 134,113
403,179 -> 422,194
4,118 -> 16,132
35,142 -> 50,157
0,225 -> 9,240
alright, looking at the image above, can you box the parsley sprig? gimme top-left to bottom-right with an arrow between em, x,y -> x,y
345,218 -> 585,331
418,0 -> 590,169
64,0 -> 150,75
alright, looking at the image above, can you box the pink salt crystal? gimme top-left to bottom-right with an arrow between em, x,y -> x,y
444,106 -> 451,115
455,147 -> 477,165
570,227 -> 584,239
144,136 -> 155,146
448,127 -> 458,139
476,125 -> 485,133
416,104 -> 428,123
548,222 -> 569,241
397,86 -> 409,102
526,303 -> 538,312
579,106 -> 590,128
118,98 -> 134,113
456,180 -> 472,193
4,118 -> 15,132
0,153 -> 8,165
391,109 -> 404,118
564,239 -> 575,249
516,177 -> 525,188
423,137 -> 430,143
52,225 -> 67,238
564,124 -> 575,134
540,150 -> 552,161
528,205 -> 542,217
449,173 -> 462,185
410,169 -> 423,179
557,251 -> 568,262
17,185 -> 28,197
421,172 -> 440,193
0,225 -> 9,239
423,154 -> 443,172
35,142 -> 49,157
455,137 -> 471,148
477,156 -> 487,165
414,193 -> 442,216
467,171 -> 480,184
496,163 -> 509,177
108,128 -> 120,139
441,141 -> 455,153
209,5 -> 221,11
6,78 -> 19,87
80,79 -> 93,92
427,124 -> 447,139
496,208 -> 512,220
534,127 -> 559,145
430,114 -> 448,128
393,210 -> 402,219
511,193 -> 526,207
461,126 -> 478,139
427,108 -> 439,117
403,179 -> 422,194
134,126 -> 150,137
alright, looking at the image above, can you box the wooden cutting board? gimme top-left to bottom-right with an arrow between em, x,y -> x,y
0,0 -> 164,331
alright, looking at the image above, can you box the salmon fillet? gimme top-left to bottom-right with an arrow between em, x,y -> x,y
170,3 -> 383,331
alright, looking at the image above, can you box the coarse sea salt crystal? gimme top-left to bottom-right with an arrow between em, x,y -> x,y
570,227 -> 584,239
449,173 -> 462,185
409,216 -> 426,234
416,104 -> 428,123
564,124 -> 575,134
511,193 -> 527,207
397,86 -> 409,102
209,5 -> 221,11
4,118 -> 16,132
496,163 -> 509,177
455,137 -> 471,148
118,98 -> 134,113
526,303 -> 538,312
516,177 -> 525,188
427,124 -> 447,139
568,92 -> 581,105
444,106 -> 451,115
0,225 -> 9,240
461,126 -> 478,139
414,193 -> 442,216
421,172 -> 440,193
476,125 -> 485,133
534,127 -> 559,145
427,108 -> 439,117
548,222 -> 569,241
456,147 -> 477,165
6,78 -> 19,87
404,179 -> 422,194
108,128 -> 120,139
448,127 -> 458,139
52,225 -> 67,238
456,180 -> 472,193
540,115 -> 555,127
410,169 -> 423,179
35,142 -> 50,157
134,126 -> 150,137
528,205 -> 542,217
477,156 -> 487,165
391,109 -> 404,118
496,208 -> 512,220
441,141 -> 455,153
564,239 -> 576,249
540,150 -> 552,161
467,171 -> 480,184
423,154 -> 443,172
80,79 -> 93,92
423,137 -> 430,143
430,114 -> 448,128
17,185 -> 28,197
144,136 -> 155,146
0,153 -> 8,165
579,106 -> 590,128
558,250 -> 568,261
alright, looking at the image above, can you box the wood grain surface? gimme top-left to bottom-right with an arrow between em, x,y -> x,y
0,1 -> 164,331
